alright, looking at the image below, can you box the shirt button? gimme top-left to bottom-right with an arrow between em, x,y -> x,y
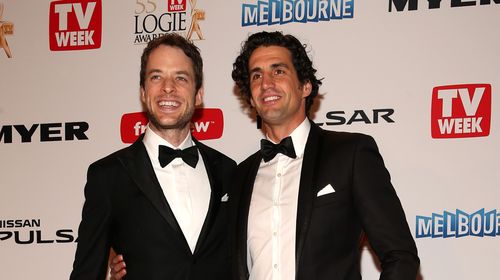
273,231 -> 277,236
277,173 -> 281,177
274,264 -> 278,269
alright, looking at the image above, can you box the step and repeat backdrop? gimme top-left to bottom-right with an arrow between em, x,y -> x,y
1,0 -> 499,279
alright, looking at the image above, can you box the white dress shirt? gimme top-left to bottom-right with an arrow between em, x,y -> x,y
143,126 -> 211,253
247,118 -> 311,280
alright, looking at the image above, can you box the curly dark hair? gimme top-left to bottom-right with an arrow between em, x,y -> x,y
140,33 -> 203,91
232,31 -> 322,116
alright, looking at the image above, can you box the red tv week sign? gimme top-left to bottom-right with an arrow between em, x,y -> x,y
120,108 -> 224,143
168,0 -> 187,12
49,0 -> 102,51
431,84 -> 491,138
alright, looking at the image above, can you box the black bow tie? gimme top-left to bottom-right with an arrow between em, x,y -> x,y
158,145 -> 199,168
260,136 -> 297,163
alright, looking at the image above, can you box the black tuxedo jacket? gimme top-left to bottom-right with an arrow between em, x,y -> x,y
70,135 -> 236,280
230,121 -> 419,280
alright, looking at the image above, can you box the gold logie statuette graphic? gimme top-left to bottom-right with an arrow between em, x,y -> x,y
0,3 -> 13,58
186,0 -> 204,41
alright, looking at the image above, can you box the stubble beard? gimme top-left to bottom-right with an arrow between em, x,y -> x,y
147,107 -> 194,132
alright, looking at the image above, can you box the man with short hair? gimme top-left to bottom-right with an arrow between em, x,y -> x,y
70,33 -> 235,280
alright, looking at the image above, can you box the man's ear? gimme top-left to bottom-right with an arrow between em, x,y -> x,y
302,81 -> 312,98
195,87 -> 204,106
140,87 -> 146,103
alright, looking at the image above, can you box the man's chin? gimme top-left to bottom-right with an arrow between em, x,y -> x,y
150,119 -> 190,131
147,110 -> 192,130
257,111 -> 283,124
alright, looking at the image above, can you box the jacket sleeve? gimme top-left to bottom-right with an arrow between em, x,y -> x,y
70,163 -> 112,280
352,135 -> 420,279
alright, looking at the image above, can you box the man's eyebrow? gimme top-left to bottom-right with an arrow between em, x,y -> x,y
249,66 -> 262,75
270,62 -> 289,69
174,70 -> 191,76
146,69 -> 162,76
146,69 -> 192,76
249,63 -> 289,74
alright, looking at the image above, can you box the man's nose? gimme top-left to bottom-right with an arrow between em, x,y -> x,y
261,72 -> 274,89
162,77 -> 175,93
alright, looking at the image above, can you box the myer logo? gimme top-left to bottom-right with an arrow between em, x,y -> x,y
49,0 -> 102,51
0,122 -> 89,143
120,108 -> 224,143
431,84 -> 491,138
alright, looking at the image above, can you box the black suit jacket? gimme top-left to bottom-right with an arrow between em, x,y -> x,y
231,121 -> 419,280
70,135 -> 236,280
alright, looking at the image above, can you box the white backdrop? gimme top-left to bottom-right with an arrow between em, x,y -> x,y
1,0 -> 499,279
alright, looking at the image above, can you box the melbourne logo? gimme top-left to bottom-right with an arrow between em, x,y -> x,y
49,0 -> 102,51
431,83 -> 491,138
241,0 -> 354,27
415,209 -> 500,238
120,108 -> 224,143
316,108 -> 395,126
0,3 -> 13,58
133,0 -> 205,44
389,0 -> 499,12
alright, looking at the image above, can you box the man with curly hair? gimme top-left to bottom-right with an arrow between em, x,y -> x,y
230,31 -> 419,280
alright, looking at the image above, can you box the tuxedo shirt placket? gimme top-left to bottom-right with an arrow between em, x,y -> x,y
248,119 -> 310,280
248,153 -> 303,280
143,127 -> 211,254
155,153 -> 210,254
273,155 -> 298,280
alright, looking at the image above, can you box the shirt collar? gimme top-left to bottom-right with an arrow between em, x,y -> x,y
143,124 -> 194,163
266,118 -> 310,159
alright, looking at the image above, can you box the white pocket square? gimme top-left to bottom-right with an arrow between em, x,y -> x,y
221,193 -> 229,202
317,184 -> 335,197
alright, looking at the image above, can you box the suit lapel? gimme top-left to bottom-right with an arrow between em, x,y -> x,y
117,136 -> 190,254
192,139 -> 221,254
295,121 -> 322,271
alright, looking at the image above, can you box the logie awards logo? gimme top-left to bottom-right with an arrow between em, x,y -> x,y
133,0 -> 205,44
0,3 -> 14,58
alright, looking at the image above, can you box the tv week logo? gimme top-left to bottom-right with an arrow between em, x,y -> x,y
120,108 -> 224,143
49,0 -> 102,51
431,84 -> 491,138
168,0 -> 187,12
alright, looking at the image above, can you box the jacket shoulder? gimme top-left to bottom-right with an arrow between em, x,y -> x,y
318,127 -> 376,146
237,150 -> 260,169
88,143 -> 138,171
196,140 -> 237,167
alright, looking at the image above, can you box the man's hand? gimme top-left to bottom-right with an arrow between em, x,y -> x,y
109,254 -> 127,280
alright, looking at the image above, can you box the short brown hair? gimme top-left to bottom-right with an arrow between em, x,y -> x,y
140,34 -> 203,91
